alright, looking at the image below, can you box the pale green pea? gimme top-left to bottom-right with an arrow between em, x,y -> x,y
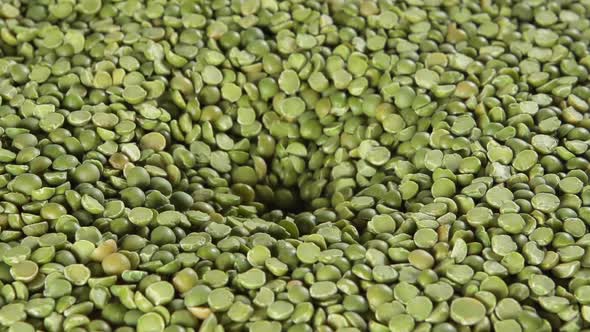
388,314 -> 415,332
278,97 -> 306,119
122,85 -> 147,104
137,312 -> 165,332
529,274 -> 555,296
4,245 -> 31,265
513,150 -> 538,171
431,178 -> 456,198
535,10 -> 558,27
10,260 -> 38,282
237,107 -> 256,125
498,213 -> 525,234
531,193 -> 560,213
382,114 -> 406,134
367,215 -> 396,233
560,177 -> 584,194
393,282 -> 419,304
494,320 -> 522,332
408,249 -> 434,270
267,300 -> 294,320
466,207 -> 493,226
486,186 -> 513,208
64,264 -> 91,286
450,297 -> 486,326
265,257 -> 288,276
308,72 -> 329,92
366,146 -> 391,166
406,296 -> 433,321
297,242 -> 320,264
202,65 -> 223,85
221,83 -> 242,102
332,69 -> 352,90
495,298 -> 521,320
310,281 -> 337,300
538,296 -> 569,313
446,264 -> 474,284
279,70 -> 300,95
81,194 -> 104,214
228,301 -> 254,322
208,288 -> 234,311
128,207 -> 154,227
247,245 -> 271,267
210,151 -> 231,172
239,268 -> 266,290
415,69 -> 440,89
492,235 -> 518,256
532,134 -> 558,154
424,282 -> 454,302
146,281 -> 174,306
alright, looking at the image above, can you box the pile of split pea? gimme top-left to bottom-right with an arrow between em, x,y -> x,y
2,0 -> 590,331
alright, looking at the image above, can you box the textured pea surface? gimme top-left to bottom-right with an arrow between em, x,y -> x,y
1,0 -> 590,331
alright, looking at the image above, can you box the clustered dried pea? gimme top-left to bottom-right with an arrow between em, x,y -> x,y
1,0 -> 590,332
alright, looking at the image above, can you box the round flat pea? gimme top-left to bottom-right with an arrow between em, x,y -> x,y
559,177 -> 583,194
366,146 -> 391,166
297,242 -> 320,264
308,72 -> 329,92
575,285 -> 590,304
531,193 -> 560,213
424,282 -> 454,302
11,174 -> 42,195
408,249 -> 434,270
415,69 -> 440,89
394,282 -> 419,304
128,207 -> 154,226
466,207 -> 493,226
529,274 -> 555,296
310,281 -> 337,300
122,85 -> 147,104
278,97 -> 306,119
137,312 -> 165,332
7,322 -> 34,332
498,213 -> 525,234
535,10 -> 558,26
492,234 -> 517,256
64,264 -> 91,286
382,114 -> 406,134
450,297 -> 486,326
247,245 -> 271,267
388,314 -> 415,332
221,83 -> 242,102
279,70 -> 300,95
208,288 -> 234,311
432,178 -> 456,198
486,186 -> 514,208
228,301 -> 254,322
267,300 -> 294,320
4,245 -> 32,265
368,215 -> 396,233
140,132 -> 167,151
210,151 -> 231,172
146,281 -> 175,306
532,134 -> 558,154
10,260 -> 38,282
237,107 -> 256,125
102,253 -> 131,275
202,65 -> 223,85
239,268 -> 266,289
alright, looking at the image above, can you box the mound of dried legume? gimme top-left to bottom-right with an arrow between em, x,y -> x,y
1,0 -> 590,331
